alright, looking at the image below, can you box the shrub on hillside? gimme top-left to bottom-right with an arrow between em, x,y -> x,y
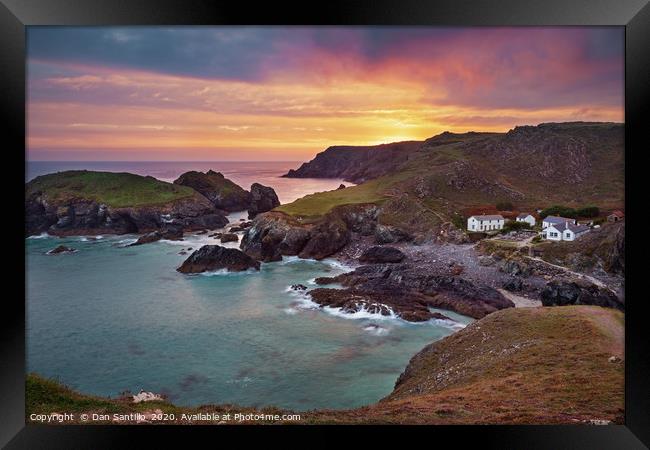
500,221 -> 532,234
540,205 -> 577,219
496,201 -> 514,211
575,206 -> 600,218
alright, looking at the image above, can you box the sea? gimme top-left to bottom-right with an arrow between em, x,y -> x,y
26,161 -> 472,411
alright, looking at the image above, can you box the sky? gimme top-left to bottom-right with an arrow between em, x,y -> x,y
27,26 -> 624,161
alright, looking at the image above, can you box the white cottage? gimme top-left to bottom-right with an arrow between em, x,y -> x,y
516,213 -> 536,227
543,222 -> 590,241
467,214 -> 505,232
541,215 -> 575,229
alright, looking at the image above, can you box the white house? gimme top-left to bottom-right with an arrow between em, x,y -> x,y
516,213 -> 536,227
467,214 -> 505,232
541,215 -> 575,229
543,222 -> 590,241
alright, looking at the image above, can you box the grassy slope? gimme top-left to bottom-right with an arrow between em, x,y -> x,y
26,171 -> 196,208
27,306 -> 624,425
275,174 -> 401,218
324,306 -> 624,424
275,123 -> 623,221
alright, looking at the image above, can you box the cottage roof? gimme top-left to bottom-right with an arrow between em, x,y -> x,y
471,214 -> 504,221
609,210 -> 624,218
517,213 -> 532,219
543,215 -> 574,224
556,222 -> 589,233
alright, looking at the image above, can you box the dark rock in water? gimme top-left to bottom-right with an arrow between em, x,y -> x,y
240,221 -> 252,228
187,247 -> 193,250
290,284 -> 308,291
359,246 -> 405,264
314,276 -> 340,285
178,251 -> 187,255
299,219 -> 350,260
129,231 -> 162,246
248,183 -> 280,219
228,226 -> 244,232
540,279 -> 623,310
208,232 -> 222,238
374,224 -> 413,244
220,233 -> 239,243
128,225 -> 182,245
329,263 -> 513,319
161,223 -> 184,240
48,245 -> 76,254
503,277 -> 524,291
195,230 -> 208,235
177,245 -> 260,273
241,213 -> 306,262
173,170 -> 251,212
337,184 -> 346,190
308,287 -> 451,322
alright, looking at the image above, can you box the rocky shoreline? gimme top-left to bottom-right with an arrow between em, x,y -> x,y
28,165 -> 625,325
26,170 -> 279,238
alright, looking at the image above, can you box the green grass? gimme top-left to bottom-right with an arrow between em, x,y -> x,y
26,171 -> 196,208
27,373 -> 128,415
275,178 -> 392,218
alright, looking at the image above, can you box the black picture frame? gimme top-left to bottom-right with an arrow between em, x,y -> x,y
1,0 -> 648,447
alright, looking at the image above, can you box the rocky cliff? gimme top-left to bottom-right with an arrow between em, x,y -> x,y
282,122 -> 624,213
174,170 -> 280,218
25,170 -> 228,236
283,140 -> 422,183
173,170 -> 251,212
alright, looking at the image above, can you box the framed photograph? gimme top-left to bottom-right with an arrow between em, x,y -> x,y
2,0 -> 648,447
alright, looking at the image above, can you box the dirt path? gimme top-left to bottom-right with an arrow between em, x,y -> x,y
497,288 -> 542,308
524,256 -> 618,293
583,307 -> 624,357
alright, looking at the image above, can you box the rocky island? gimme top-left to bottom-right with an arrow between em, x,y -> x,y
26,169 -> 280,241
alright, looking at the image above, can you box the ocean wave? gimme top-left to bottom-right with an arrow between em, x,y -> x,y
432,318 -> 467,330
320,258 -> 356,272
321,304 -> 399,321
283,307 -> 298,315
363,324 -> 390,336
198,268 -> 259,277
115,238 -> 138,247
279,255 -> 301,264
27,232 -> 52,240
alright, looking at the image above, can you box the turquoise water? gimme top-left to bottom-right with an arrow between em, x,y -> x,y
26,224 -> 472,411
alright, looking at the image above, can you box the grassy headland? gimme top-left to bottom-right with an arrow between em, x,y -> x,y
26,171 -> 196,208
276,123 -> 624,224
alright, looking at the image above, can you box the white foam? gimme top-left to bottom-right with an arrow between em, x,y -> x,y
279,255 -> 301,264
116,238 -> 138,247
363,324 -> 389,336
320,258 -> 356,272
27,232 -> 51,239
291,296 -> 321,310
432,318 -> 467,330
283,307 -> 298,315
198,268 -> 259,277
322,303 -> 398,321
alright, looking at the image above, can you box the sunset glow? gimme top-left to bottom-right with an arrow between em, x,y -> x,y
27,27 -> 624,161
